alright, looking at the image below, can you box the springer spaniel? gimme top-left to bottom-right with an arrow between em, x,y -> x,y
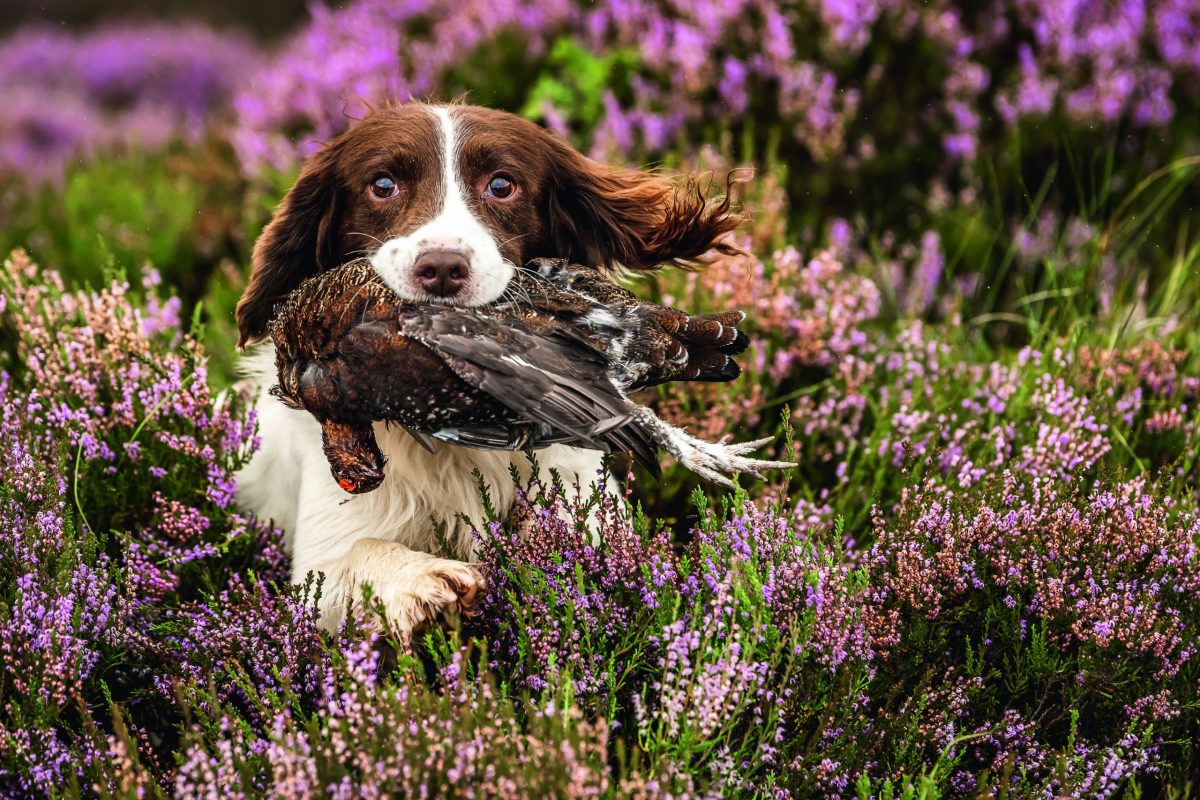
235,102 -> 741,635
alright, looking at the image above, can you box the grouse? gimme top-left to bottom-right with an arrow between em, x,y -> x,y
269,258 -> 792,494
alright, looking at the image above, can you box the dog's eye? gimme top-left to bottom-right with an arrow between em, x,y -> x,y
484,175 -> 517,201
369,174 -> 398,200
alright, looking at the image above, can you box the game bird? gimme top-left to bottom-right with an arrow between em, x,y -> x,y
269,258 -> 792,494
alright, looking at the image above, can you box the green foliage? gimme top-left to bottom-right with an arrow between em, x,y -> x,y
0,143 -> 250,303
520,38 -> 642,134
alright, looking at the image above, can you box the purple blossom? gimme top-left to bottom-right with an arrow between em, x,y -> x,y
0,22 -> 258,182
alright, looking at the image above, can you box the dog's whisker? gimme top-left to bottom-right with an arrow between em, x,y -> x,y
494,231 -> 532,250
347,231 -> 387,249
511,264 -> 557,302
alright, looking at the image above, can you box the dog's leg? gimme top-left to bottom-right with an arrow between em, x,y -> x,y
307,539 -> 485,637
239,355 -> 498,639
279,425 -> 502,637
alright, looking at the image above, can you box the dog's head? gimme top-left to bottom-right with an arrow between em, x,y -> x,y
236,102 -> 744,346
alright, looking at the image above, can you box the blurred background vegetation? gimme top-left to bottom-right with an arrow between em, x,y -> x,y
0,0 -> 307,35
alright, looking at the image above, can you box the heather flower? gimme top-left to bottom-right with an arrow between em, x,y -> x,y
0,22 -> 258,182
231,0 -> 573,173
656,243 -> 880,446
476,472 -> 679,701
3,4 -> 1200,783
5,237 -> 1200,794
1,252 -> 285,791
155,576 -> 327,722
695,502 -> 874,671
174,633 -> 616,798
906,230 -> 944,316
216,0 -> 1200,185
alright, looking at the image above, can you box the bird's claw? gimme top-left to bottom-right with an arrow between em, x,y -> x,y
661,432 -> 795,487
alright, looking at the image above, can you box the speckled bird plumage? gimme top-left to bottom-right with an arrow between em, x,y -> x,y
269,258 -> 790,494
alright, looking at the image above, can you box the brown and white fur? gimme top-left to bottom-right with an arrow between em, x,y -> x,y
235,102 -> 741,636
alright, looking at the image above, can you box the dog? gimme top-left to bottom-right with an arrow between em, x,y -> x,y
235,102 -> 741,635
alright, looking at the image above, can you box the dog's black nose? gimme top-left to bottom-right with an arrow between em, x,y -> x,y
413,249 -> 470,298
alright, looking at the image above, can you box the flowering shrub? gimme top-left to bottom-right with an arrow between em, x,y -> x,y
0,23 -> 256,182
4,0 -> 1198,355
644,217 -> 1200,527
0,251 -> 284,794
225,0 -> 1200,171
849,469 -> 1200,796
3,2 -> 1200,795
3,210 -> 1200,797
477,475 -> 679,700
5,2 -> 1199,225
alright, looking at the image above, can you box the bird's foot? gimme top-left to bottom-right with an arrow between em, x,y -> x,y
629,408 -> 795,487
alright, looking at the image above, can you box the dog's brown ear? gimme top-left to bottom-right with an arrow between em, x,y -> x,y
547,142 -> 744,272
237,147 -> 345,347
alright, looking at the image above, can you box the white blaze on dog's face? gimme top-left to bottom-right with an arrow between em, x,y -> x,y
235,102 -> 742,347
370,107 -> 513,306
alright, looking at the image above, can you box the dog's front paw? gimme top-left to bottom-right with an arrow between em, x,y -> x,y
425,558 -> 485,620
374,556 -> 486,640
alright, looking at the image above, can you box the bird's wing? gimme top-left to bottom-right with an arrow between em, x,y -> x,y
400,309 -> 659,471
511,263 -> 750,392
431,422 -> 570,450
619,309 -> 749,391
